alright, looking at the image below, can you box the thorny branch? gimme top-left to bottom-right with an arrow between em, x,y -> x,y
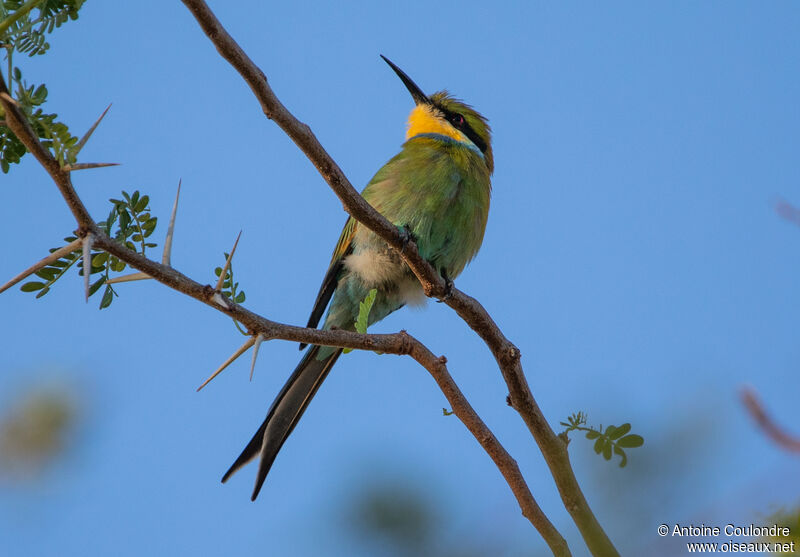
0,56 -> 572,557
180,1 -> 617,556
0,2 -> 623,554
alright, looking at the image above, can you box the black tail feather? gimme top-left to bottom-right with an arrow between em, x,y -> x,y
221,345 -> 343,500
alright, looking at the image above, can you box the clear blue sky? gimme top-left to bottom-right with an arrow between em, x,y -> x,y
2,2 -> 799,556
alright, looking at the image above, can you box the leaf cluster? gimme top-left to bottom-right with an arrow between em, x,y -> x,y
214,252 -> 247,334
560,412 -> 644,468
1,1 -> 85,171
21,189 -> 158,309
1,1 -> 85,56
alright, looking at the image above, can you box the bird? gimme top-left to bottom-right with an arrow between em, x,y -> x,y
222,55 -> 493,500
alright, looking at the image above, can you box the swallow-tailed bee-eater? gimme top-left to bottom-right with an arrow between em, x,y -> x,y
223,55 -> 493,500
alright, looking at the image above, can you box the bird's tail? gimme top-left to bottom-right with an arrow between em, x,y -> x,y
221,344 -> 342,500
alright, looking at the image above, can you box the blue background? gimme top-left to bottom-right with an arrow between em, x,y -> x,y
2,2 -> 799,555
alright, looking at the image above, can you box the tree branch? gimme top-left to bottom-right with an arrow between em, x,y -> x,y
0,63 -> 571,556
179,1 -> 617,555
741,387 -> 800,453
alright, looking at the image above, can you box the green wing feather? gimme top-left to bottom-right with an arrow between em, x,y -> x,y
299,217 -> 358,349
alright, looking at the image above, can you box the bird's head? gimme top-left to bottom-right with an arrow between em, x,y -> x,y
381,55 -> 493,173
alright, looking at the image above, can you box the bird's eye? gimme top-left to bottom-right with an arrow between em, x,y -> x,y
451,114 -> 464,127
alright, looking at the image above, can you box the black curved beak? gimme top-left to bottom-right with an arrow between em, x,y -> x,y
380,55 -> 430,106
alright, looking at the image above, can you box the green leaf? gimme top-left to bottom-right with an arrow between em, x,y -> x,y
99,285 -> 114,309
604,425 -> 617,439
35,286 -> 51,298
608,423 -> 631,440
134,195 -> 149,213
33,84 -> 47,101
92,252 -> 108,266
20,281 -> 45,292
35,267 -> 57,280
616,434 -> 644,448
593,437 -> 604,454
110,258 -> 126,272
118,210 -> 131,230
88,276 -> 106,296
602,439 -> 613,460
614,445 -> 628,468
355,288 -> 378,334
585,430 -> 601,440
235,291 -> 246,303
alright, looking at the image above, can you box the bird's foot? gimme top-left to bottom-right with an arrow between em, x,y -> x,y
398,224 -> 417,253
436,267 -> 454,302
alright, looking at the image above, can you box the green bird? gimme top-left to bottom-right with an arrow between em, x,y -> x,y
222,55 -> 493,500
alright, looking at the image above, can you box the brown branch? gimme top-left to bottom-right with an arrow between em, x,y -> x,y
0,64 -> 571,557
0,71 -> 94,228
741,387 -> 800,452
180,2 -> 616,556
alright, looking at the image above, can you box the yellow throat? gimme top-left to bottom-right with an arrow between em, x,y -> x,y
405,104 -> 469,144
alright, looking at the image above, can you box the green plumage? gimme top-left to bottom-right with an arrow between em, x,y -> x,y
323,130 -> 491,336
222,59 -> 493,501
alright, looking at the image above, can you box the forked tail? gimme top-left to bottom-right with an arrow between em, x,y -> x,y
221,345 -> 342,500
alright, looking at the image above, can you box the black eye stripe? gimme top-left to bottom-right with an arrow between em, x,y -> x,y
433,103 -> 488,154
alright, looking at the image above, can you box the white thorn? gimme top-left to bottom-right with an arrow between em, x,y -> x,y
163,179 -> 181,266
250,334 -> 264,381
105,271 -> 152,284
82,234 -> 93,303
215,230 -> 242,293
62,162 -> 120,172
72,104 -> 112,157
211,291 -> 231,309
0,238 -> 82,294
197,336 -> 256,391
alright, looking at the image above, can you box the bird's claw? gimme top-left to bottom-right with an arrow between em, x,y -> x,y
436,268 -> 454,302
398,224 -> 416,253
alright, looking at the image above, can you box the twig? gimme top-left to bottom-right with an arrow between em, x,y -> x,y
741,387 -> 800,452
0,67 -> 95,226
0,238 -> 81,294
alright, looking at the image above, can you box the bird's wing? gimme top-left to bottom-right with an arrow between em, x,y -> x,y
299,217 -> 357,348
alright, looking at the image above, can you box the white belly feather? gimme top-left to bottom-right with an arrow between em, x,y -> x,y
344,250 -> 427,308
